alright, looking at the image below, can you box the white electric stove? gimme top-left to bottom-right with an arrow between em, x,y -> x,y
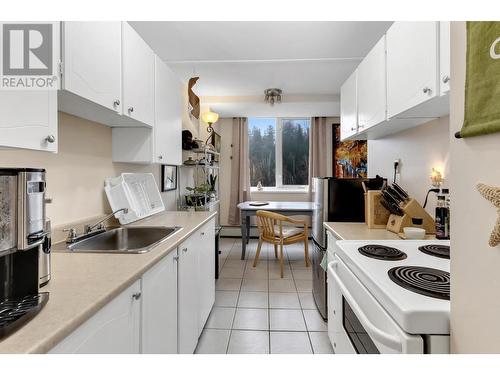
327,238 -> 450,354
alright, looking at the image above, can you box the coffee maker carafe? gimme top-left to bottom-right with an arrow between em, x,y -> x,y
0,168 -> 49,339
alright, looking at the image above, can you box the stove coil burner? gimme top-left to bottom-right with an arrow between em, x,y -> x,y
358,244 -> 407,261
418,244 -> 450,259
388,266 -> 450,300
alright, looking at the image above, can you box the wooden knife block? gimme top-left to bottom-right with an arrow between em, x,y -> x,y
365,191 -> 391,229
386,198 -> 436,234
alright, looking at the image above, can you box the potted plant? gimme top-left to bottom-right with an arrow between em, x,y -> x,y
184,194 -> 195,212
207,175 -> 217,200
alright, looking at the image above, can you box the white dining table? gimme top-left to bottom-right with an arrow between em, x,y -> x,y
237,201 -> 315,260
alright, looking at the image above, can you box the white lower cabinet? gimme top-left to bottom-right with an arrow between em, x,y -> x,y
197,220 -> 216,335
49,280 -> 141,354
178,233 -> 201,354
178,217 -> 216,353
49,220 -> 215,354
141,249 -> 178,354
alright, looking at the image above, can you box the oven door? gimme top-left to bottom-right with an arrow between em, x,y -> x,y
327,255 -> 423,354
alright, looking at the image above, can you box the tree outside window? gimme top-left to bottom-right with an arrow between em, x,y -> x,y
248,117 -> 310,189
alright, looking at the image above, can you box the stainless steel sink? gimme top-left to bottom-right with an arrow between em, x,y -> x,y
66,226 -> 181,253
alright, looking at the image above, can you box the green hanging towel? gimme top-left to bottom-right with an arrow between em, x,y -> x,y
457,22 -> 500,138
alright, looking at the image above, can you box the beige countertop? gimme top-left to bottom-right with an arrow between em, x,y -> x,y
323,222 -> 435,241
0,210 -> 216,354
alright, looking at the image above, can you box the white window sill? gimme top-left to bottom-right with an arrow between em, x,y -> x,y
250,187 -> 309,194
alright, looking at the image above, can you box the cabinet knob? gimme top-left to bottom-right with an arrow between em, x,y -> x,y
442,75 -> 450,84
422,87 -> 431,94
201,232 -> 205,236
173,255 -> 179,261
182,247 -> 188,252
113,99 -> 120,107
45,135 -> 56,143
350,127 -> 357,132
158,155 -> 163,160
128,107 -> 134,113
132,292 -> 141,300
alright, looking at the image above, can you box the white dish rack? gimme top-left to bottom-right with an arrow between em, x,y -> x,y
104,173 -> 165,225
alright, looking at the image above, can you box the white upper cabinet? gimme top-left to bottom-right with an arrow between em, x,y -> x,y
112,57 -> 183,165
439,21 -> 451,95
0,21 -> 60,153
141,249 -> 178,354
154,56 -> 183,165
121,22 -> 155,127
357,36 -> 387,131
0,91 -> 58,152
61,22 -> 122,112
340,70 -> 358,140
386,22 -> 439,118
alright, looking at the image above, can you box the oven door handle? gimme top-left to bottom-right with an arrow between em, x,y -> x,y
329,260 -> 403,352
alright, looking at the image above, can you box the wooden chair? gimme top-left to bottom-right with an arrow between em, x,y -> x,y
253,210 -> 310,278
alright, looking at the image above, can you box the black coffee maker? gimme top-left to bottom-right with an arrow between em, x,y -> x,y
0,168 -> 49,339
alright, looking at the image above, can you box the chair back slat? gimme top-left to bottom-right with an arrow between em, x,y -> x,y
256,210 -> 287,242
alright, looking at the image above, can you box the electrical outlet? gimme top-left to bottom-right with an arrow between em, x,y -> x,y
394,159 -> 401,173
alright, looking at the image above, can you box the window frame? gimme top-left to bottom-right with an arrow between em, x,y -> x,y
248,116 -> 311,193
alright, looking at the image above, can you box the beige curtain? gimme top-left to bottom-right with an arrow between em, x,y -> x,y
308,117 -> 332,199
228,117 -> 250,225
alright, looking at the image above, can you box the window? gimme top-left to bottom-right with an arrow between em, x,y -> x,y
248,117 -> 310,190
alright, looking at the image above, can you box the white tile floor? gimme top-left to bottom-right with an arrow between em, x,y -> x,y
195,237 -> 334,354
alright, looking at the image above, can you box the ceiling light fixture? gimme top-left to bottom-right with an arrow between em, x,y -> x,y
264,88 -> 282,106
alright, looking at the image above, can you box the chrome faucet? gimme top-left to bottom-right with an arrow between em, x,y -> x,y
84,208 -> 129,234
64,208 -> 128,243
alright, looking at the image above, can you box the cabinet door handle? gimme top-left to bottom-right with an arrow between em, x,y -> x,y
350,127 -> 357,132
128,106 -> 134,113
158,155 -> 163,160
201,232 -> 205,236
45,135 -> 56,143
182,247 -> 188,252
442,75 -> 450,84
422,87 -> 431,94
132,292 -> 141,300
173,255 -> 179,261
113,99 -> 120,107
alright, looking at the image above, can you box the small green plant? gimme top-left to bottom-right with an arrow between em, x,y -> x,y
207,175 -> 217,192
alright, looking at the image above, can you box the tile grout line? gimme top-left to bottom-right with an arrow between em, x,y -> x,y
289,244 -> 315,354
226,241 -> 248,354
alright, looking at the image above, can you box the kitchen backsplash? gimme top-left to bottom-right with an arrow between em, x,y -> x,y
368,116 -> 450,216
0,112 -> 177,227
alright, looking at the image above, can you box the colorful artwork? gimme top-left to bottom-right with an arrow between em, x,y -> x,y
333,124 -> 368,178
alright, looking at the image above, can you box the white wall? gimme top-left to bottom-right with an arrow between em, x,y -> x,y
368,116 -> 450,215
449,22 -> 500,353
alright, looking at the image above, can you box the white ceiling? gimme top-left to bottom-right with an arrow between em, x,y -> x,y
130,21 -> 392,115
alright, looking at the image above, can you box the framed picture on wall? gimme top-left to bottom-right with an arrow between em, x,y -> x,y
332,123 -> 368,178
161,165 -> 178,192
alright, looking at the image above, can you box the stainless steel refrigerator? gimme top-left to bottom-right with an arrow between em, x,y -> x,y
311,177 -> 385,320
